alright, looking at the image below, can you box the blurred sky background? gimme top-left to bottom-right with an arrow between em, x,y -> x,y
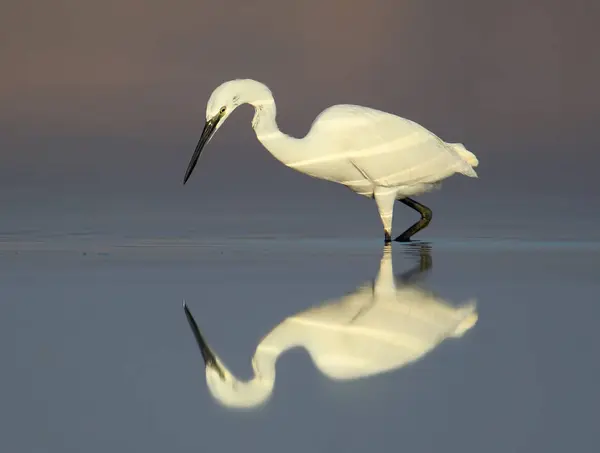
1,0 -> 599,240
2,4 -> 600,451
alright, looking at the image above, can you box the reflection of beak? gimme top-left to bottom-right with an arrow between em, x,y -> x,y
183,114 -> 221,184
183,302 -> 225,380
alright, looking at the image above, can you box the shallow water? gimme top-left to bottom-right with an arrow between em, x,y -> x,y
2,233 -> 599,453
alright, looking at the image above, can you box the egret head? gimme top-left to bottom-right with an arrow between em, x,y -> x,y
204,364 -> 274,410
183,79 -> 273,184
183,301 -> 274,410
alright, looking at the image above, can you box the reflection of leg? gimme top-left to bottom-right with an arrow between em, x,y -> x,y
352,244 -> 392,323
395,243 -> 432,284
394,197 -> 433,242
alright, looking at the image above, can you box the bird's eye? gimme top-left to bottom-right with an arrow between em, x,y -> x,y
219,107 -> 226,115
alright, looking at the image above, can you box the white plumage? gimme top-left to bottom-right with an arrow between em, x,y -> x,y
183,79 -> 479,242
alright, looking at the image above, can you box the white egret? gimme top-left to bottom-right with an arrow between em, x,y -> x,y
183,245 -> 478,409
183,79 -> 479,242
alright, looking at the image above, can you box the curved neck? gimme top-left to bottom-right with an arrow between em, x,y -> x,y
206,321 -> 302,409
250,97 -> 278,138
248,318 -> 303,384
246,96 -> 305,167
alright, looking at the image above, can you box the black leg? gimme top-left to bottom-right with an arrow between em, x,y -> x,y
384,230 -> 392,243
393,197 -> 433,242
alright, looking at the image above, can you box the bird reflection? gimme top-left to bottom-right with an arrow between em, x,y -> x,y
183,244 -> 478,410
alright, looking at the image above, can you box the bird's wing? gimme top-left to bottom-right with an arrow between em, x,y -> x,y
309,105 -> 476,187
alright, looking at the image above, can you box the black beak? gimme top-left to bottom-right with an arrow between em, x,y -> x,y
182,301 -> 225,379
183,115 -> 220,185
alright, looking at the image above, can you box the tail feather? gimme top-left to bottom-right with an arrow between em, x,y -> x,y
449,142 -> 479,168
451,300 -> 478,338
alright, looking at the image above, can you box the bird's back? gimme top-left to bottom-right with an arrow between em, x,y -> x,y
305,104 -> 477,194
283,284 -> 476,380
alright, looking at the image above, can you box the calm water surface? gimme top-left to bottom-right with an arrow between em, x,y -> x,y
1,235 -> 599,452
